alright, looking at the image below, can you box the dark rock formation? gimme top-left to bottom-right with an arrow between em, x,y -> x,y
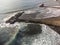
6,11 -> 24,24
25,24 -> 42,35
39,4 -> 45,7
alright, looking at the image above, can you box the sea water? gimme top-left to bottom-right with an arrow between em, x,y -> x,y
0,0 -> 60,45
0,23 -> 60,45
0,0 -> 60,13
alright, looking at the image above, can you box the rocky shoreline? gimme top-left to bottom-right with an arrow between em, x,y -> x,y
5,5 -> 60,26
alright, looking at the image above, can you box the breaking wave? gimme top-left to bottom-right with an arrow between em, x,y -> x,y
0,22 -> 60,45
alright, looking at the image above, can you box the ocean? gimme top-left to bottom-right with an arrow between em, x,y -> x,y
0,0 -> 60,13
0,0 -> 60,45
0,0 -> 60,23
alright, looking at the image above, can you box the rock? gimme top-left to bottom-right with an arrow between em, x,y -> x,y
39,4 -> 45,7
6,11 -> 24,24
25,24 -> 42,35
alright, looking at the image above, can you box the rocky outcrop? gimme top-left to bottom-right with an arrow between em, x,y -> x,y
39,4 -> 45,7
6,11 -> 24,24
5,7 -> 60,27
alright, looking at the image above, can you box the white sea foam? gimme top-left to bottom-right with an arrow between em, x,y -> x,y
0,23 -> 20,45
0,22 -> 60,45
20,24 -> 60,45
38,7 -> 60,19
25,10 -> 37,14
3,12 -> 18,22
